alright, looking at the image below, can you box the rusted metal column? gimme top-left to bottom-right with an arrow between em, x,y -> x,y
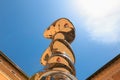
30,18 -> 77,80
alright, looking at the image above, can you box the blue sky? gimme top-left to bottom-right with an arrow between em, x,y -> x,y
0,0 -> 120,80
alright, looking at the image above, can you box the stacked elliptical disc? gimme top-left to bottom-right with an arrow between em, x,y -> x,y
30,18 -> 77,80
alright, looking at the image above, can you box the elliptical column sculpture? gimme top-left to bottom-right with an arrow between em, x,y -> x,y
30,18 -> 77,80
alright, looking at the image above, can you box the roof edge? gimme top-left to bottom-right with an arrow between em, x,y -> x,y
86,54 -> 120,80
0,51 -> 29,79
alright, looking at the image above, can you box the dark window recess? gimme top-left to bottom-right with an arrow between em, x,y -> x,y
11,70 -> 15,74
0,59 -> 2,62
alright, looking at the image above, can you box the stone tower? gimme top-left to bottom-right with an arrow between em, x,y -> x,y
30,18 -> 77,80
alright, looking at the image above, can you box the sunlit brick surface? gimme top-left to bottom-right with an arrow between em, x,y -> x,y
87,54 -> 120,80
0,51 -> 29,80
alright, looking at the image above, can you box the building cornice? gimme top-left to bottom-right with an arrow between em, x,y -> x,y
87,54 -> 120,80
0,51 -> 29,79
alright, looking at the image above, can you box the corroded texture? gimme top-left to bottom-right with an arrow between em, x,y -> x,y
30,18 -> 77,80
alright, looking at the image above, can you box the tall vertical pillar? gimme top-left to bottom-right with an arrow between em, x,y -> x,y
30,18 -> 77,80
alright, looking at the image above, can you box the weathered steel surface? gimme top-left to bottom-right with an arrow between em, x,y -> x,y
30,18 -> 77,80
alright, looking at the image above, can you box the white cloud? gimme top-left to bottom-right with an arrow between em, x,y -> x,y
70,0 -> 120,43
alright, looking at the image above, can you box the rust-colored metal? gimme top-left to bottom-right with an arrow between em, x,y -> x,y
30,18 -> 77,80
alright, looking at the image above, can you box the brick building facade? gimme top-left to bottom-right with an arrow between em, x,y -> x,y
0,50 -> 120,80
87,54 -> 120,80
0,51 -> 29,80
